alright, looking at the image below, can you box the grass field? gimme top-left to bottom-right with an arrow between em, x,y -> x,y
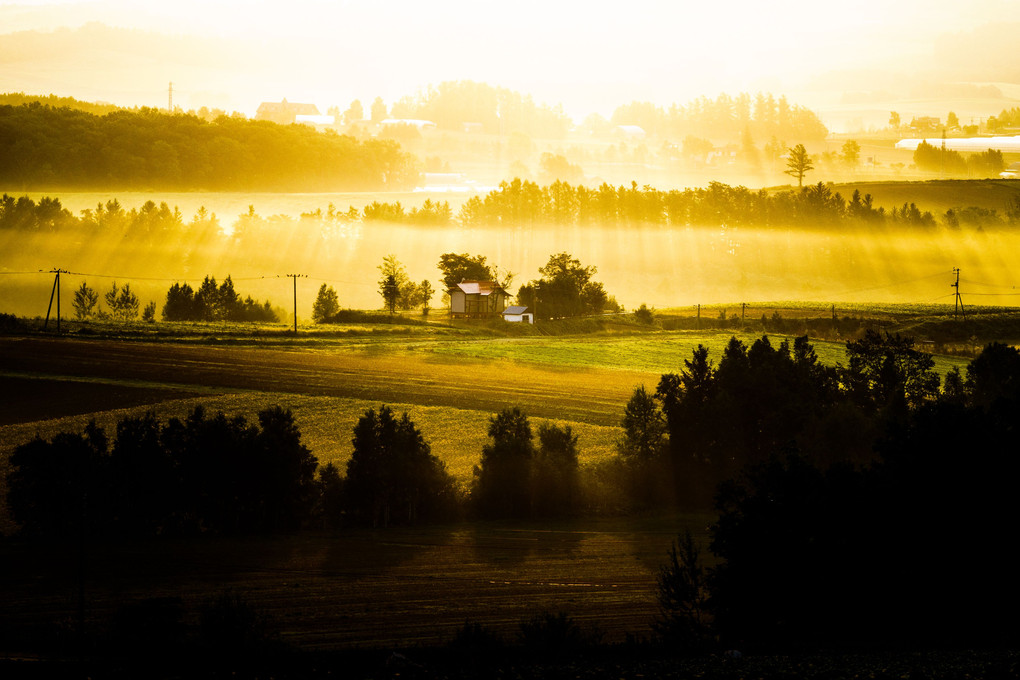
829,178 -> 1020,215
0,308 -> 1009,655
416,329 -> 972,378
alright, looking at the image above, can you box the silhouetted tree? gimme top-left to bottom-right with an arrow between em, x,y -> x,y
105,281 -> 139,321
519,252 -> 611,319
72,281 -> 99,320
419,279 -> 434,315
843,329 -> 940,413
437,252 -> 493,290
312,283 -> 340,323
784,144 -> 813,187
344,405 -> 456,526
531,423 -> 580,516
7,422 -> 110,538
655,530 -> 712,652
473,407 -> 534,518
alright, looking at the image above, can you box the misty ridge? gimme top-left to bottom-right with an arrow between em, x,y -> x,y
4,178 -> 1020,317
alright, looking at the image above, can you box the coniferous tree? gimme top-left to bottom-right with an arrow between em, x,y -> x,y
72,281 -> 99,320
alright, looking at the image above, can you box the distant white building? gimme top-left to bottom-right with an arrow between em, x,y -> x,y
501,306 -> 534,324
614,125 -> 646,139
380,118 -> 437,131
295,114 -> 336,127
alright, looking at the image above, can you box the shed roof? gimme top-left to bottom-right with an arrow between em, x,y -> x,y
502,306 -> 529,315
452,280 -> 505,296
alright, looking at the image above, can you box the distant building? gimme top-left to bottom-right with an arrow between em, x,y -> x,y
256,99 -> 321,125
1002,161 -> 1020,179
295,114 -> 336,127
502,305 -> 534,324
448,280 -> 509,319
614,125 -> 647,139
380,118 -> 437,131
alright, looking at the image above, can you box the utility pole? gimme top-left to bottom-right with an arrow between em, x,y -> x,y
286,274 -> 306,333
741,302 -> 746,322
44,268 -> 68,334
951,267 -> 965,319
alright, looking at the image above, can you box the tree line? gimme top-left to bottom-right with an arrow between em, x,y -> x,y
71,275 -> 278,323
6,181 -> 1020,241
386,80 -> 572,139
309,251 -> 617,320
455,178 -> 1020,229
5,402 -> 587,536
0,103 -> 419,190
650,338 -> 1020,651
912,141 -> 1007,177
608,92 -> 829,143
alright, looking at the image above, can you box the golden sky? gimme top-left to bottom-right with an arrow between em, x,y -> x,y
1,0 -> 1018,121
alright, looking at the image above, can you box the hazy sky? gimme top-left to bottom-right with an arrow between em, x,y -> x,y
1,0 -> 1018,118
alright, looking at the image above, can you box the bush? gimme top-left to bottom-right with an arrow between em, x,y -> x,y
654,531 -> 713,653
518,612 -> 600,658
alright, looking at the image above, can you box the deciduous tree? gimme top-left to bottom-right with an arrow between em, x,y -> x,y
312,283 -> 340,323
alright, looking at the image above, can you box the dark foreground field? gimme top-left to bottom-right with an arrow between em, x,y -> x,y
0,518 -> 705,652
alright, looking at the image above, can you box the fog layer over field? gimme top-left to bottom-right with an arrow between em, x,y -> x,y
1,194 -> 1016,318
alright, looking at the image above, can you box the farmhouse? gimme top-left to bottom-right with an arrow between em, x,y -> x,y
448,280 -> 509,319
501,305 -> 534,324
256,99 -> 321,125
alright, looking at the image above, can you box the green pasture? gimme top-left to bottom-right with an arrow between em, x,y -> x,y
0,391 -> 622,487
419,330 -> 971,380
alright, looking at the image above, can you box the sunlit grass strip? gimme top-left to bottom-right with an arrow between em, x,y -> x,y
420,331 -> 971,378
0,392 -> 622,485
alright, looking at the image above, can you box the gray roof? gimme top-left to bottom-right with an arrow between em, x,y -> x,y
502,306 -> 529,315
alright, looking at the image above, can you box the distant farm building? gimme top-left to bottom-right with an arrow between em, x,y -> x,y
380,119 -> 437,132
256,99 -> 321,125
614,125 -> 647,139
1001,161 -> 1020,179
502,305 -> 534,324
448,280 -> 509,319
295,114 -> 336,128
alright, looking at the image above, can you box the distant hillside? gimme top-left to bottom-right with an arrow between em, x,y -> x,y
0,92 -> 122,116
827,179 -> 1020,215
0,104 -> 419,191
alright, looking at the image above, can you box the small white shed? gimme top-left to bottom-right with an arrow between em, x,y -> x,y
502,305 -> 534,324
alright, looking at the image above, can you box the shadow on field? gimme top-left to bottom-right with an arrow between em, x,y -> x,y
465,524 -> 584,567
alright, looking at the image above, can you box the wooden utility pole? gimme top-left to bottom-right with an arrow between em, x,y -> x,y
286,274 -> 306,333
952,267 -> 965,319
44,268 -> 68,333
